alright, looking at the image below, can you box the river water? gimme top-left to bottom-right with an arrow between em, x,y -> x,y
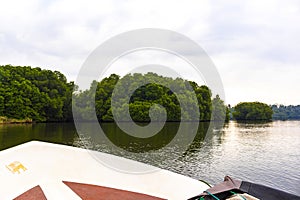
0,121 -> 299,195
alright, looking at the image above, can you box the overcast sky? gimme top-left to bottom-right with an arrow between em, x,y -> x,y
1,0 -> 300,105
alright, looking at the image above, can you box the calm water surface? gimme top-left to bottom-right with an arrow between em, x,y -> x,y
0,121 -> 299,195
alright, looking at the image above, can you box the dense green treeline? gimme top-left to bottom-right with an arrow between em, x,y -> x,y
0,65 -> 74,122
73,73 -> 230,122
3,65 -> 300,123
0,65 -> 228,122
271,105 -> 300,120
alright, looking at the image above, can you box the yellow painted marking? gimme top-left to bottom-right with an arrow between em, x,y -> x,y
6,161 -> 27,174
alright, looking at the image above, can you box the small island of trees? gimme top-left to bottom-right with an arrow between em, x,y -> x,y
233,102 -> 273,121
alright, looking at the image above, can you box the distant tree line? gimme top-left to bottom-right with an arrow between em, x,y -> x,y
1,65 -> 229,122
271,105 -> 300,120
231,102 -> 300,121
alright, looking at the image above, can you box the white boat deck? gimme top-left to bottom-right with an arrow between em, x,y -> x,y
0,141 -> 208,199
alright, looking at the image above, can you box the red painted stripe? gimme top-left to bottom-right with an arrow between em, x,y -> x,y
63,181 -> 166,200
14,185 -> 47,200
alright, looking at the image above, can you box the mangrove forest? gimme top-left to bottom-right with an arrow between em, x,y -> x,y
0,65 -> 229,122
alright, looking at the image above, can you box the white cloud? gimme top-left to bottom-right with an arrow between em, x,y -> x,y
212,52 -> 300,105
0,0 -> 299,105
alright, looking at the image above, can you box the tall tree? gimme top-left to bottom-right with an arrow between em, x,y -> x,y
212,95 -> 230,122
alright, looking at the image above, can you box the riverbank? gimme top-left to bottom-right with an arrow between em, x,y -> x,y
0,116 -> 32,124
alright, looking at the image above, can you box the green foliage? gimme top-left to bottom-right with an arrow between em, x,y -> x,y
74,73 -> 221,122
2,65 -> 227,123
109,73 -> 212,122
272,104 -> 300,120
233,102 -> 273,121
0,65 -> 74,122
0,116 -> 32,124
212,95 -> 230,122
